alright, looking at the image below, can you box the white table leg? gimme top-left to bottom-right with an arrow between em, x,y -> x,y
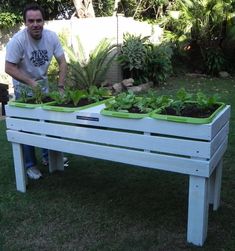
208,169 -> 215,206
48,150 -> 64,173
12,143 -> 26,193
209,159 -> 223,211
187,175 -> 209,246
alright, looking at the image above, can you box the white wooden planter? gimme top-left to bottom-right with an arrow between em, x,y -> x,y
5,103 -> 231,246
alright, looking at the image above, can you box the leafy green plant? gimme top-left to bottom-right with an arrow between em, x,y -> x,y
158,88 -> 222,117
117,33 -> 173,85
18,86 -> 48,104
104,90 -> 172,114
48,91 -> 65,105
145,44 -> 173,84
0,11 -> 22,29
87,85 -> 111,102
68,89 -> 88,106
18,89 -> 28,103
160,0 -> 235,75
117,33 -> 149,83
31,85 -> 46,104
144,89 -> 172,109
105,91 -> 137,112
168,88 -> 193,115
48,85 -> 111,107
196,91 -> 219,109
205,48 -> 226,76
64,36 -> 117,89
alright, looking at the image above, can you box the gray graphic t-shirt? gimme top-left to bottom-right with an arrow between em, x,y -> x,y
5,28 -> 64,97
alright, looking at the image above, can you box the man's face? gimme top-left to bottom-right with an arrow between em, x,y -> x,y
25,10 -> 44,40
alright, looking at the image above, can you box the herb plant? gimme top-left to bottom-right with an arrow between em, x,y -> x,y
18,89 -> 28,103
87,85 -> 111,102
195,92 -> 219,109
168,88 -> 193,115
68,90 -> 88,106
105,91 -> 137,113
18,86 -> 49,104
104,90 -> 172,114
48,91 -> 66,105
32,85 -> 46,104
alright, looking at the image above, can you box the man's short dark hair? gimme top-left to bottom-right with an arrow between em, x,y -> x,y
23,3 -> 45,22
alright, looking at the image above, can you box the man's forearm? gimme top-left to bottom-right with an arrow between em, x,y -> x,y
57,55 -> 67,86
5,62 -> 37,87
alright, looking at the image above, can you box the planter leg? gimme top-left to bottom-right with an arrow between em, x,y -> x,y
187,175 -> 209,246
209,159 -> 223,211
12,143 -> 26,192
48,150 -> 64,173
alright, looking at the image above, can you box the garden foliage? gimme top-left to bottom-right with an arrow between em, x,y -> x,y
117,32 -> 173,85
63,36 -> 117,90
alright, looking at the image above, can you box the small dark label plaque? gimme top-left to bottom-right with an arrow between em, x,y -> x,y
76,115 -> 99,122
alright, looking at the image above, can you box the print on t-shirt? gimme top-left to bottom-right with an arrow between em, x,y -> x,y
30,50 -> 49,67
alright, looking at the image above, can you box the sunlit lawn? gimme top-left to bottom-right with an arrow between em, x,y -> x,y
0,76 -> 235,251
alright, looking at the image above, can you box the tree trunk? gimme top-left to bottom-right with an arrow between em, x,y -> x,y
73,0 -> 95,18
113,0 -> 121,16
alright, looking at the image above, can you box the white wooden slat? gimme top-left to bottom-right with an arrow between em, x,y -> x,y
62,112 -> 213,140
187,175 -> 209,246
6,105 -> 230,140
211,105 -> 231,139
208,137 -> 228,176
7,130 -> 210,177
210,122 -> 229,156
7,117 -> 212,158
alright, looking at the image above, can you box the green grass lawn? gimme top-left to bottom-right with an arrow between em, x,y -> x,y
0,76 -> 235,251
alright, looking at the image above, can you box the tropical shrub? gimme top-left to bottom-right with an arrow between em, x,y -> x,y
117,33 -> 149,82
159,0 -> 235,75
0,11 -> 22,28
145,44 -> 173,84
204,47 -> 227,76
94,0 -> 115,17
117,33 -> 173,85
64,36 -> 117,89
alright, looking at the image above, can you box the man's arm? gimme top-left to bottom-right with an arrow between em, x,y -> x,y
5,61 -> 37,88
55,54 -> 67,87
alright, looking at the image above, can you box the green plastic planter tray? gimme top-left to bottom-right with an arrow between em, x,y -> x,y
101,108 -> 150,119
42,98 -> 112,113
8,100 -> 54,109
100,96 -> 154,119
150,102 -> 226,124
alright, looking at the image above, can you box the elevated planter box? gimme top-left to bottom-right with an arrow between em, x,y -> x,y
5,103 -> 230,246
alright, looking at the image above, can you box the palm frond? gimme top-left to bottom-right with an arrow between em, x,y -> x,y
66,37 -> 117,89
